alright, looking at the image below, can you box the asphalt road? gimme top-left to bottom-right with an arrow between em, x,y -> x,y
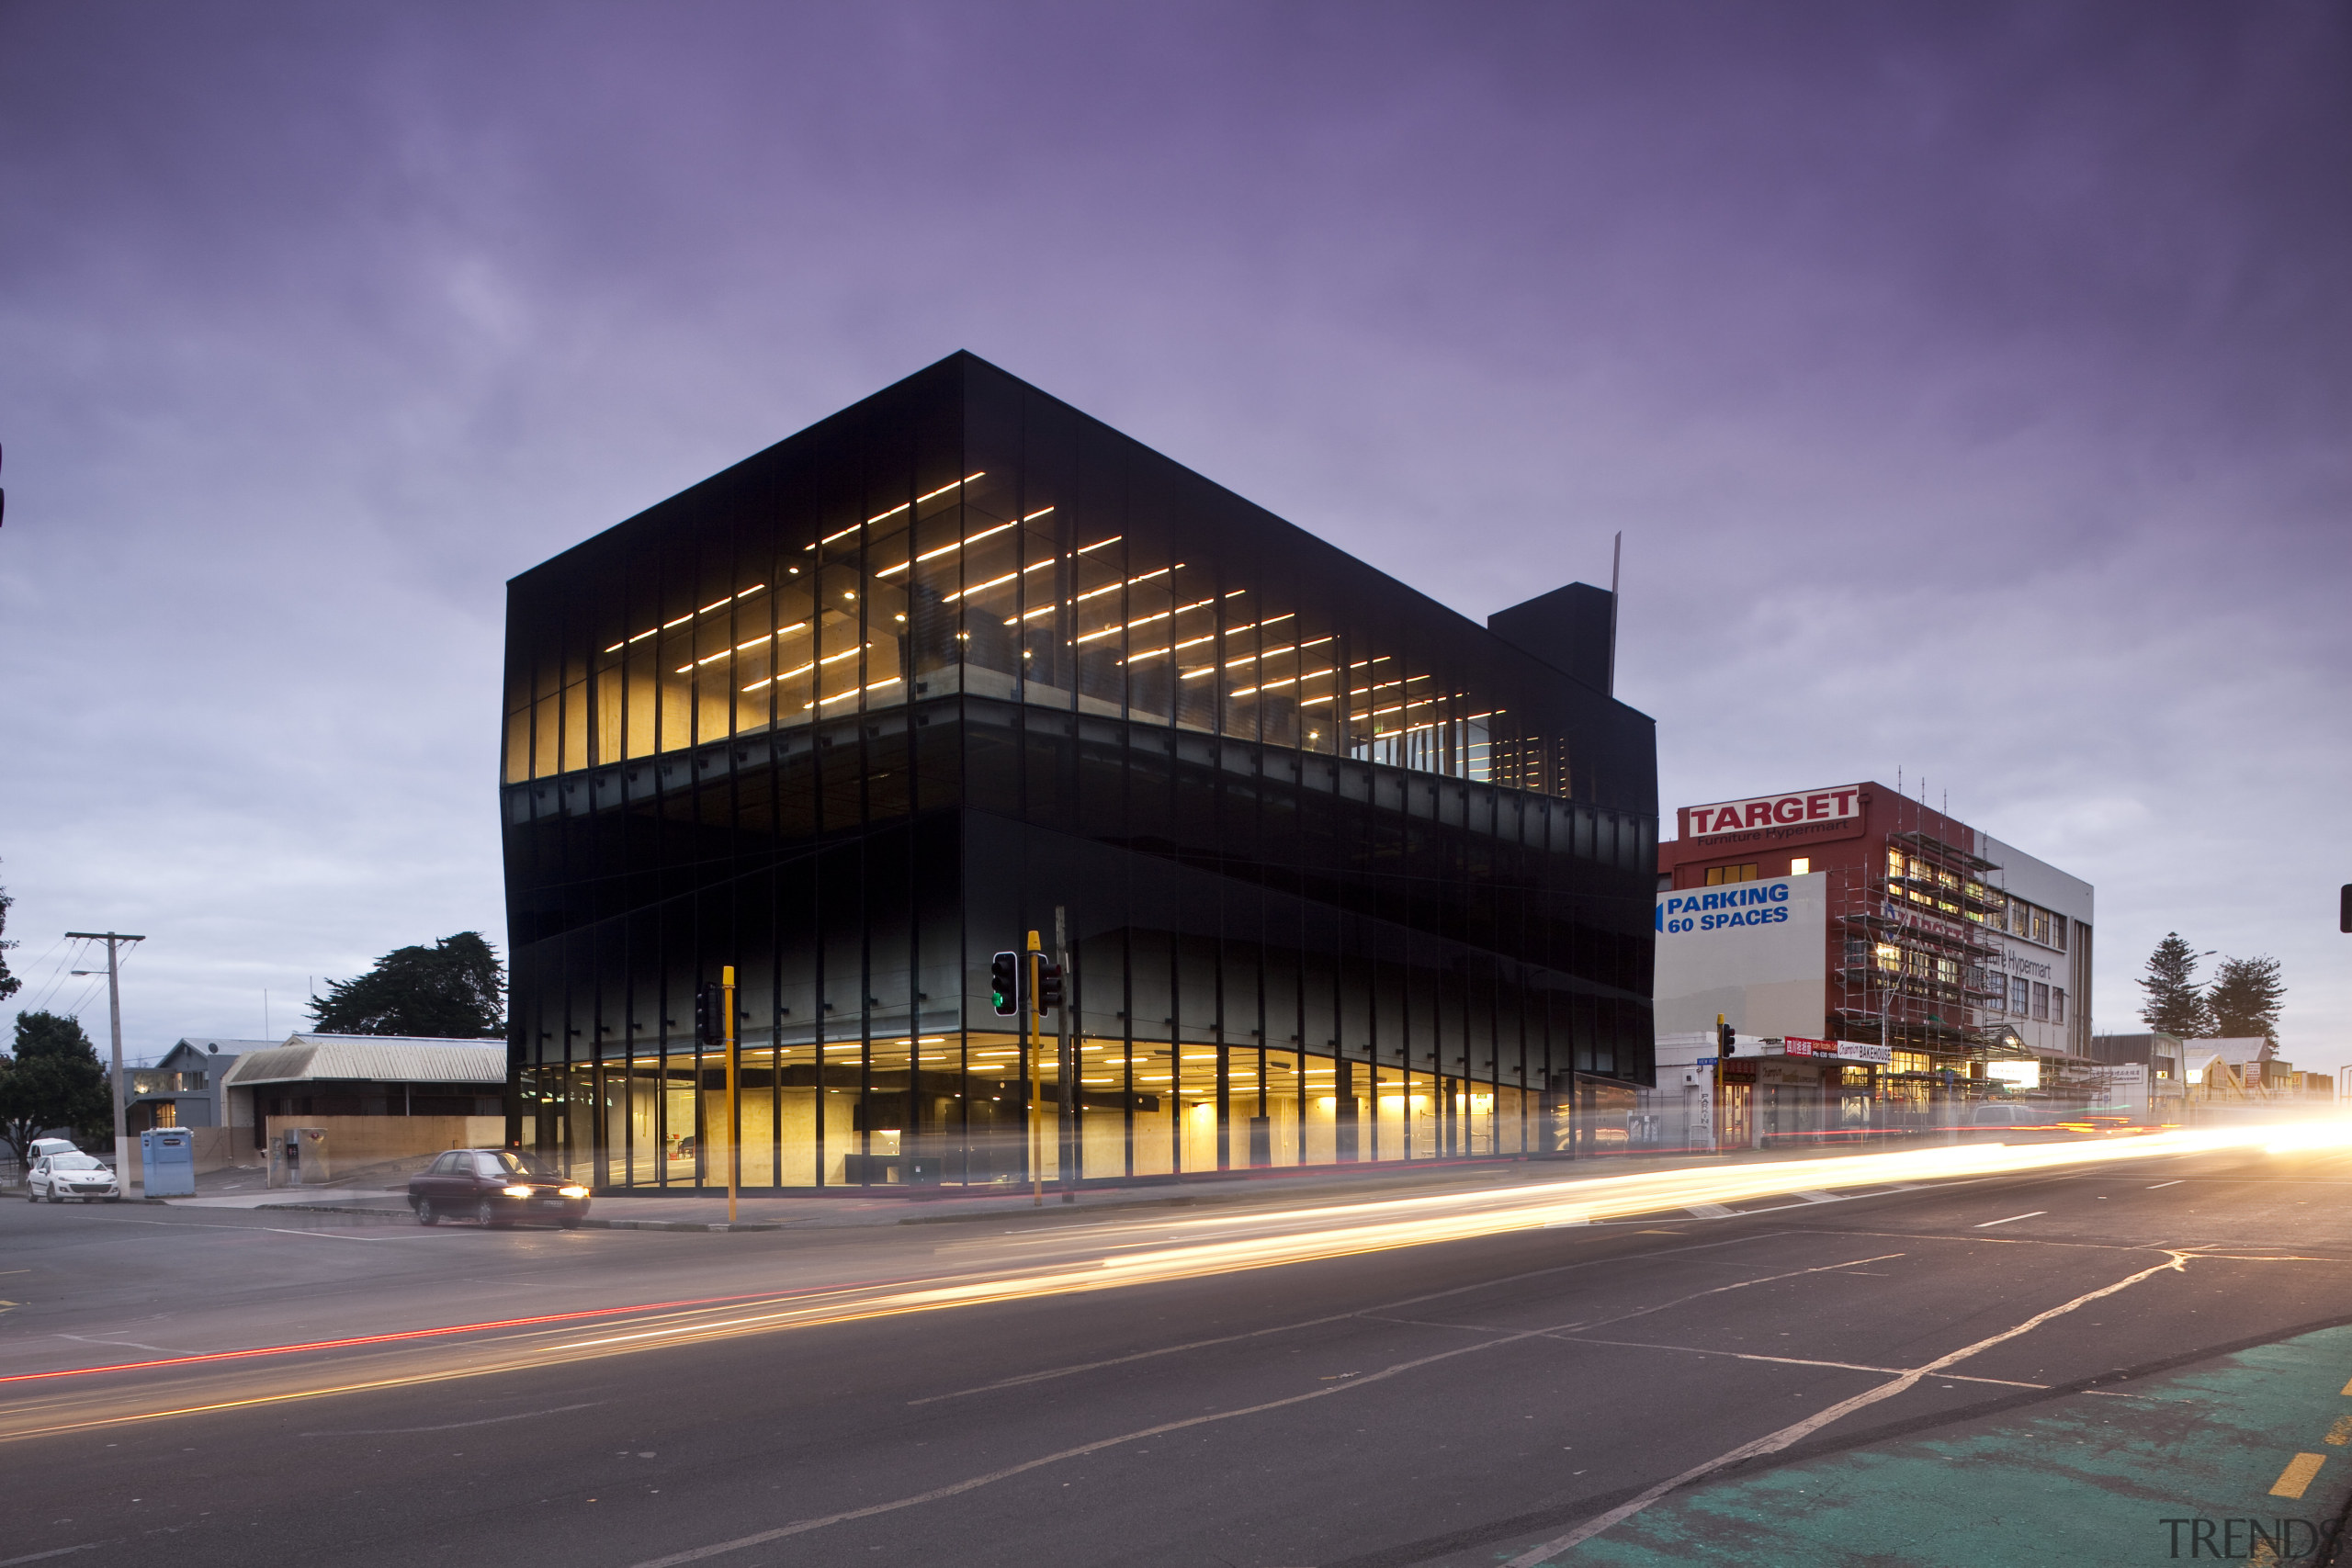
6,1135 -> 2352,1567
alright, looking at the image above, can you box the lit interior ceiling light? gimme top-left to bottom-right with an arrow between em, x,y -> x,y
916,471 -> 987,506
1222,613 -> 1296,637
808,675 -> 902,708
943,570 -> 1020,604
604,585 -> 771,652
1069,565 -> 1180,606
1070,596 -> 1216,643
1123,633 -> 1216,665
876,518 -> 1017,577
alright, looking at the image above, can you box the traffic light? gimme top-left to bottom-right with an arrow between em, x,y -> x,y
694,982 -> 724,1044
1037,959 -> 1065,1015
989,952 -> 1019,1016
1717,1016 -> 1737,1057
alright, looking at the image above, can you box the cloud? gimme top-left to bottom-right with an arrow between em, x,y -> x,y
0,1 -> 2344,1063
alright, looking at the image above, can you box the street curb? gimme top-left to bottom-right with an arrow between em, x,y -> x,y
893,1193 -> 1208,1225
248,1201 -> 784,1233
579,1217 -> 787,1233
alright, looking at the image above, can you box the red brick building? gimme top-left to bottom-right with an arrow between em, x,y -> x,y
1657,781 -> 2095,1134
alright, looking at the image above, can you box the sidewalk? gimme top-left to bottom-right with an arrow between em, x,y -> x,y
165,1136 -> 1998,1233
1557,1323 -> 2352,1567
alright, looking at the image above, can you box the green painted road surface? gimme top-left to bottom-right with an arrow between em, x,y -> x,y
1557,1325 -> 2352,1565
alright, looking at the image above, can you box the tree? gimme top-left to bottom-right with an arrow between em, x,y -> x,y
2206,954 -> 2285,1044
308,931 -> 506,1038
0,865 -> 21,1005
0,1010 -> 112,1164
2135,932 -> 2213,1038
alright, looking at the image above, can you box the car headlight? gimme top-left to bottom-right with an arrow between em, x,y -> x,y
559,1185 -> 590,1199
502,1185 -> 533,1198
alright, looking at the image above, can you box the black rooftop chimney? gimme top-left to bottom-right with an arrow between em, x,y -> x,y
1488,581 -> 1615,694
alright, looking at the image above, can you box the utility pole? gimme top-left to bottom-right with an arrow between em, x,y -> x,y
66,931 -> 145,1181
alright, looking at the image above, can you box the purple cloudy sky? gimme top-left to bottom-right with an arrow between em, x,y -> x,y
2,2 -> 2346,1067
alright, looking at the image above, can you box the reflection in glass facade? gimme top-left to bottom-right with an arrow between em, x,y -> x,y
503,353 -> 1657,1189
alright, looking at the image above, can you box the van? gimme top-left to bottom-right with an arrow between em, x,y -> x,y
28,1137 -> 80,1161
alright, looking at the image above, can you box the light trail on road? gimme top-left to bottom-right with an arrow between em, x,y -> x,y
5,1117 -> 2342,1443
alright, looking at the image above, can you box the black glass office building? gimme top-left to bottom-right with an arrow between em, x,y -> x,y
503,353 -> 1657,1190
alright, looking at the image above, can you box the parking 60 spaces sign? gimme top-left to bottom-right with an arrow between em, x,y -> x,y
1652,873 -> 1829,1040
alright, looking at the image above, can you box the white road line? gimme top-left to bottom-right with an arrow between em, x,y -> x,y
1545,1335 -> 2047,1390
1973,1212 -> 2046,1228
625,1314 -> 1587,1567
907,1230 -> 1796,1406
1361,1254 -> 1908,1344
632,1248 -> 1903,1564
1500,1248 -> 2195,1565
0,1541 -> 117,1565
1685,1203 -> 1735,1218
2147,1181 -> 2184,1190
54,1335 -> 198,1356
301,1400 -> 604,1436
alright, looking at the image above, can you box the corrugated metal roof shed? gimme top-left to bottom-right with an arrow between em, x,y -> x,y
220,1033 -> 509,1087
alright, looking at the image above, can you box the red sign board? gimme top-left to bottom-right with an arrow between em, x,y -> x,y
1685,787 -> 1861,839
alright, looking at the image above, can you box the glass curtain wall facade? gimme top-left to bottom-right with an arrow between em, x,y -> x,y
503,353 -> 1657,1189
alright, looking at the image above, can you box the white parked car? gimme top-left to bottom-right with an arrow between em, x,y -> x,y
28,1152 -> 121,1203
29,1137 -> 80,1161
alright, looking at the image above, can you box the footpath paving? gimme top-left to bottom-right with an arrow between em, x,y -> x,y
157,1141 -> 1920,1232
1555,1325 -> 2352,1566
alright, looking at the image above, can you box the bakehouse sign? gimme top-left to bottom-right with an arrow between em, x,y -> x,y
1684,785 -> 1862,840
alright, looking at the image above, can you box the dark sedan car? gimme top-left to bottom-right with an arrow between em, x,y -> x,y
409,1148 -> 591,1228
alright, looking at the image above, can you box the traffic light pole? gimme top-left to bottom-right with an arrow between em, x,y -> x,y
724,964 -> 738,1227
1026,929 -> 1043,1208
66,931 -> 144,1179
1056,905 -> 1075,1205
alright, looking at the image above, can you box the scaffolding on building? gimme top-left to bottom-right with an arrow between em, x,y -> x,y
1826,828 -> 2018,1074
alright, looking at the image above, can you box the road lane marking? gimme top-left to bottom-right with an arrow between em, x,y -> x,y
302,1400 -> 604,1436
2148,1181 -> 2184,1189
55,1336 -> 199,1356
1501,1247 -> 2197,1566
2270,1452 -> 2326,1498
0,1541 -> 118,1565
622,1307 -> 1644,1568
1684,1204 -> 1734,1218
906,1230 -> 1796,1406
1363,1255 -> 1910,1345
1974,1212 -> 2046,1228
1543,1335 -> 2047,1389
0,1292 -> 783,1386
2324,1414 -> 2352,1447
614,1244 -> 2056,1568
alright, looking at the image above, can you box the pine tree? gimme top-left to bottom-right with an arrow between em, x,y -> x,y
2206,954 -> 2285,1044
308,931 -> 506,1038
0,1010 -> 112,1162
0,864 -> 20,1004
2135,932 -> 2212,1037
